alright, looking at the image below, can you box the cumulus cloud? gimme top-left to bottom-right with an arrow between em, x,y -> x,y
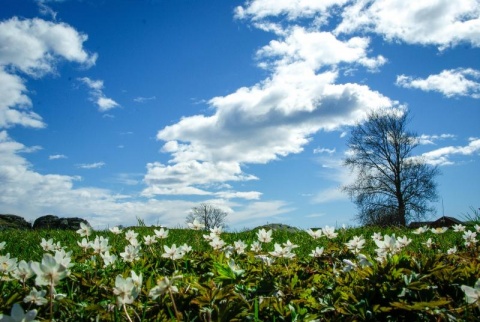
335,0 -> 480,49
0,17 -> 96,76
78,77 -> 119,112
235,0 -> 348,21
0,17 -> 97,129
0,130 -> 289,228
422,138 -> 480,166
143,0 -> 406,198
396,68 -> 480,98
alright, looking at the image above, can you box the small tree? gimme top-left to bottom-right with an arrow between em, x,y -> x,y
186,203 -> 228,230
343,109 -> 439,226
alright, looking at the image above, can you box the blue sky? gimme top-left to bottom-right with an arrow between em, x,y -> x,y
1,0 -> 479,230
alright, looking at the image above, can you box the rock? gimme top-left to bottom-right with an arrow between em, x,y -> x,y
33,215 -> 90,230
255,223 -> 300,233
0,214 -> 32,230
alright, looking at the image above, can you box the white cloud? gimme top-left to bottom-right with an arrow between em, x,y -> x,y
0,68 -> 45,129
257,27 -> 387,71
0,17 -> 97,129
146,3 -> 401,198
78,77 -> 119,112
335,0 -> 480,49
215,191 -> 262,200
226,200 -> 295,228
235,0 -> 349,21
0,130 -> 206,229
417,134 -> 456,145
313,147 -> 336,154
76,162 -> 106,169
0,131 -> 289,229
133,96 -> 156,103
0,17 -> 96,76
49,154 -> 67,160
396,68 -> 480,98
142,160 -> 258,197
422,138 -> 480,166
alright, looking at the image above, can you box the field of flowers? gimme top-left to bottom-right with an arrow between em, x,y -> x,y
0,220 -> 479,321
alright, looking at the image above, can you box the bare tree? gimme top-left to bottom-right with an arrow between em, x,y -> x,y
343,109 -> 439,227
186,203 -> 228,230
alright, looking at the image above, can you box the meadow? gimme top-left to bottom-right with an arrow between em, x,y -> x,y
0,221 -> 479,321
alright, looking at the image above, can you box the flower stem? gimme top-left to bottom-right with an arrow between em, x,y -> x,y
169,288 -> 181,320
123,304 -> 133,322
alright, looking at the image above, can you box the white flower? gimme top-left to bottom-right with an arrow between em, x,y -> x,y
412,226 -> 428,235
463,230 -> 477,247
124,230 -> 138,243
0,253 -> 18,276
202,233 -> 215,242
210,226 -> 223,236
256,228 -> 272,243
309,246 -> 324,258
342,259 -> 357,272
269,243 -> 295,259
30,253 -> 68,287
374,234 -> 399,256
0,241 -> 6,251
11,260 -> 34,283
109,226 -> 122,234
77,238 -> 91,252
120,245 -> 141,263
154,228 -> 169,239
452,224 -> 466,232
90,236 -> 111,254
250,241 -> 262,253
474,224 -> 480,233
233,240 -> 247,255
255,254 -> 275,266
431,227 -> 448,234
461,279 -> 480,305
143,235 -> 157,246
357,254 -> 372,267
371,232 -> 383,241
209,237 -> 226,251
345,236 -> 365,254
322,226 -> 338,239
187,219 -> 205,230
282,240 -> 299,251
447,246 -> 457,255
113,274 -> 140,307
128,238 -> 140,247
162,244 -> 184,260
100,251 -> 117,267
396,235 -> 412,248
149,275 -> 182,300
423,238 -> 434,249
24,287 -> 48,306
228,259 -> 244,276
306,229 -> 322,239
179,244 -> 192,254
40,238 -> 56,252
53,249 -> 73,270
0,303 -> 38,322
76,222 -> 92,237
130,271 -> 143,289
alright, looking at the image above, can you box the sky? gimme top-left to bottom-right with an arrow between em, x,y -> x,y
1,0 -> 479,230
